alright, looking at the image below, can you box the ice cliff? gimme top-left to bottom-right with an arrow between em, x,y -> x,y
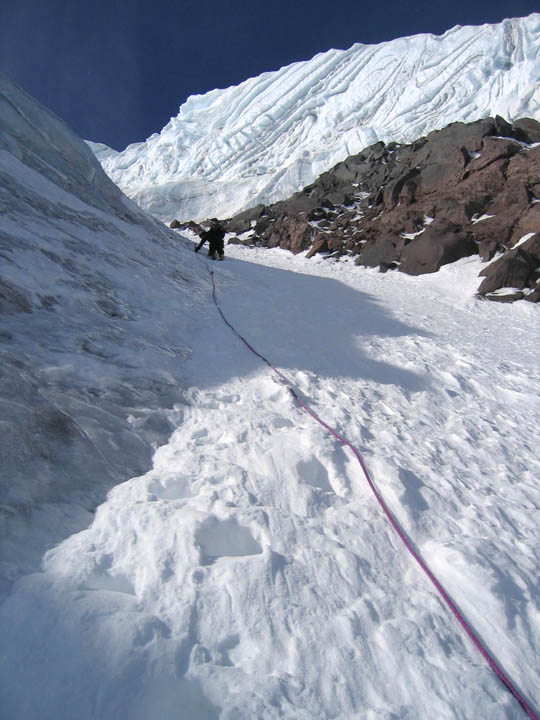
93,14 -> 540,222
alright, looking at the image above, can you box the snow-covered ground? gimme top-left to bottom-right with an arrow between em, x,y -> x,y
2,235 -> 538,718
91,14 -> 540,222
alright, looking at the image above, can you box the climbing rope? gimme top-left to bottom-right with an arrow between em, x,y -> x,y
198,253 -> 538,719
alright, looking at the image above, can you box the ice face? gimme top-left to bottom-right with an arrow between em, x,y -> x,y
0,73 -> 208,594
93,14 -> 540,222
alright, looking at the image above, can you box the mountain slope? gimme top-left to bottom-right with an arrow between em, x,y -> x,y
1,74 -> 539,720
2,243 -> 539,719
0,73 -> 208,595
93,14 -> 540,222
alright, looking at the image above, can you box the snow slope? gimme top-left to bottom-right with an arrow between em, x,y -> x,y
1,235 -> 538,718
0,73 -> 209,595
92,14 -> 540,222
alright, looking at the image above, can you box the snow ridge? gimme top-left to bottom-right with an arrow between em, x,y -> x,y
94,14 -> 540,222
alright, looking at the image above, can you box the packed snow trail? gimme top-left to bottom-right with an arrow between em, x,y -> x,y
198,253 -> 539,720
1,248 -> 539,719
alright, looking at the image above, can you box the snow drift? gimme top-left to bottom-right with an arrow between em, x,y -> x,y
92,14 -> 540,222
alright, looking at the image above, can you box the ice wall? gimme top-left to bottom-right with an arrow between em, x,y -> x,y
94,14 -> 540,221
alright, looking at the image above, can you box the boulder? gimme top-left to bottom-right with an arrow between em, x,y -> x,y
463,196 -> 493,220
305,236 -> 329,258
170,220 -> 204,234
470,216 -> 513,260
262,215 -> 313,253
400,229 -> 477,275
357,140 -> 387,164
515,233 -> 540,259
383,169 -> 420,209
509,205 -> 540,245
478,248 -> 539,295
254,216 -> 274,235
512,117 -> 540,144
423,119 -> 497,153
475,234 -> 507,262
379,261 -> 399,273
326,232 -> 347,252
225,204 -> 266,234
277,193 -> 319,216
355,235 -> 399,268
489,181 -> 530,219
494,114 -> 514,137
307,207 -> 328,221
525,286 -> 540,303
468,137 -> 521,173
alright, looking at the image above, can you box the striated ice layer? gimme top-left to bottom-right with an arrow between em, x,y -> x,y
92,14 -> 540,222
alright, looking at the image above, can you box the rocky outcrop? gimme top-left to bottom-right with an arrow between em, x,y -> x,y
400,229 -> 478,276
170,219 -> 204,234
210,116 -> 540,303
478,235 -> 540,300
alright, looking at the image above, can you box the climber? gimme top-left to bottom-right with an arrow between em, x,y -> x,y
194,219 -> 226,260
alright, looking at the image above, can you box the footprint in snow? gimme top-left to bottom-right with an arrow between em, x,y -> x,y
148,474 -> 193,500
298,457 -> 335,495
195,517 -> 262,566
191,428 -> 210,445
214,392 -> 241,404
84,555 -> 136,595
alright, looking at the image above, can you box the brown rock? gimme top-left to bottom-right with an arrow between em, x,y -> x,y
512,118 -> 540,144
225,204 -> 266,234
490,182 -> 531,220
469,137 -> 521,173
525,287 -> 540,303
262,215 -> 313,253
171,220 -> 204,234
400,229 -> 477,275
509,205 -> 540,246
212,116 -> 539,304
355,235 -> 399,268
305,236 -> 329,258
470,216 -> 513,260
517,233 -> 540,259
478,249 -> 538,295
326,233 -> 346,252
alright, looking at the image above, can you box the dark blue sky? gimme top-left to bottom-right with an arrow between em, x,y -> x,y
1,0 -> 538,150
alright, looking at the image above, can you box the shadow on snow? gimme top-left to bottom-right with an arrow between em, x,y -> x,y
189,255 -> 431,394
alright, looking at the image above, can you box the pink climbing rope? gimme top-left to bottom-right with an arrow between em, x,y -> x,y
200,256 -> 537,719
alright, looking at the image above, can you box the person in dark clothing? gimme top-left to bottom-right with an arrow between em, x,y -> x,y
194,218 -> 225,260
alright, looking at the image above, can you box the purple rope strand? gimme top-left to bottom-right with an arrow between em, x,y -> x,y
202,259 -> 537,719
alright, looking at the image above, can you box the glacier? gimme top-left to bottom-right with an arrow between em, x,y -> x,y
92,14 -> 540,223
